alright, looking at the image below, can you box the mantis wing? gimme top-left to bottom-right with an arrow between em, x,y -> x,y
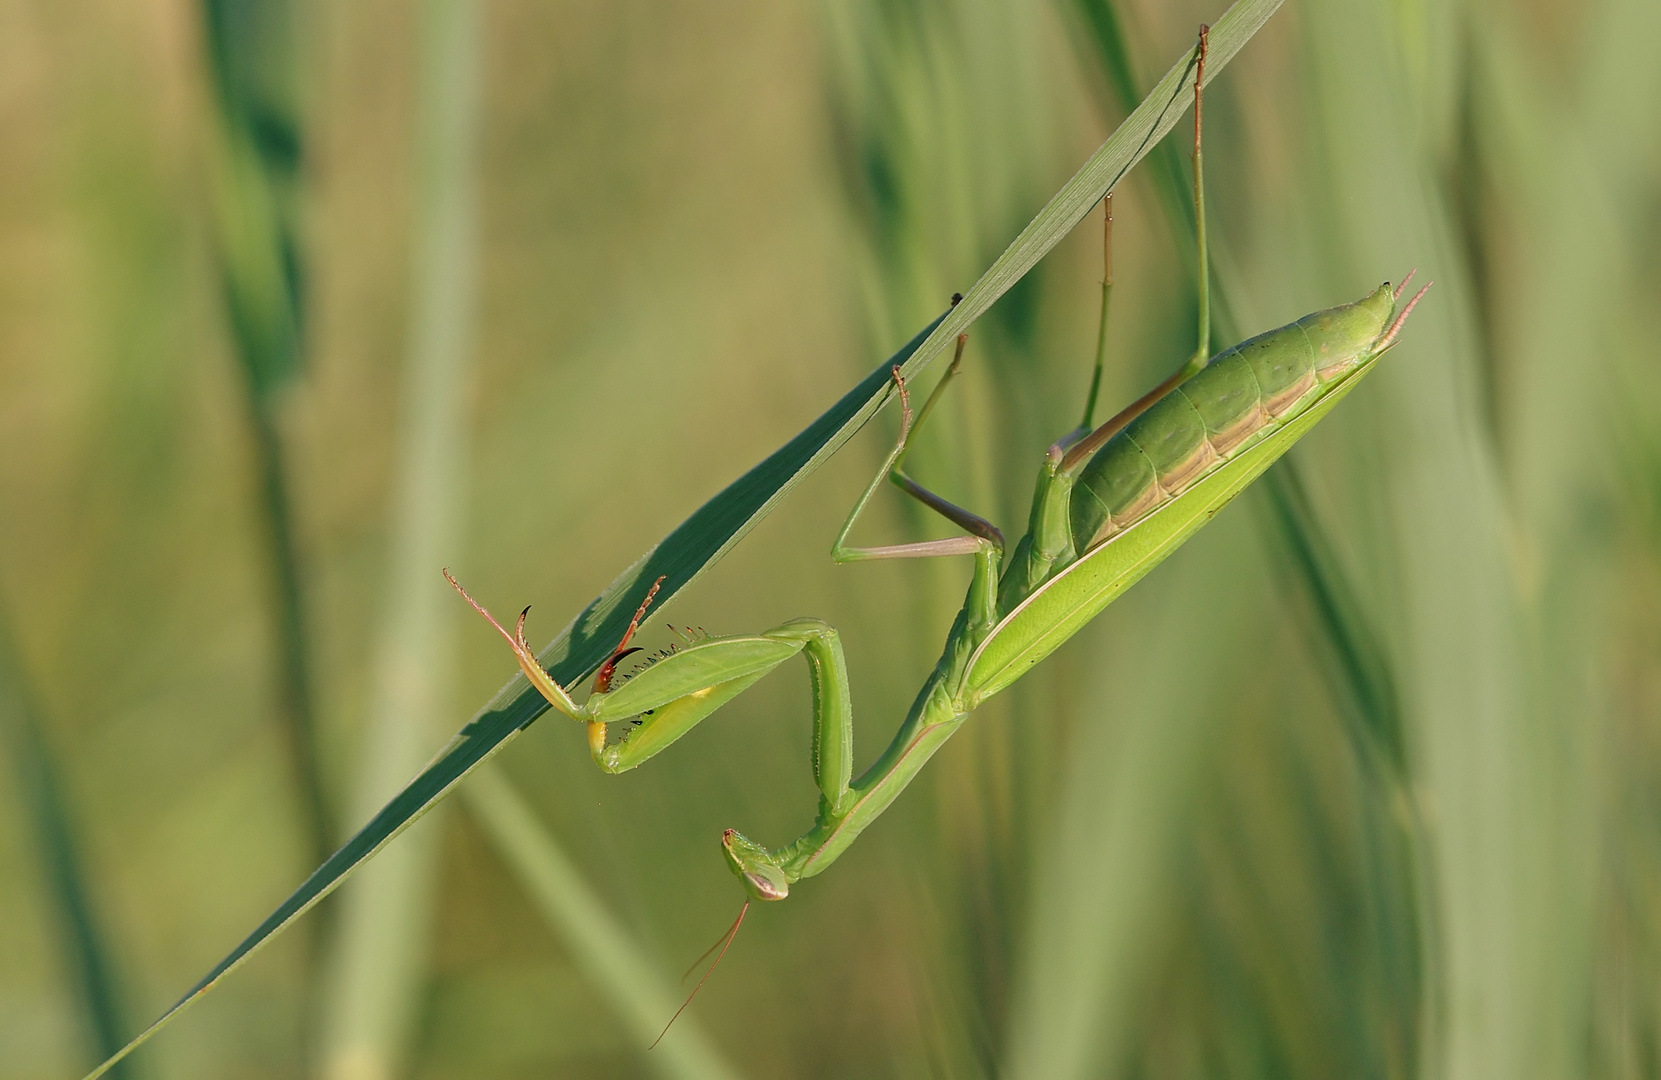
966,359 -> 1376,703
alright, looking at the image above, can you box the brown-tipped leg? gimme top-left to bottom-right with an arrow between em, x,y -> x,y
592,574 -> 666,694
445,568 -> 582,716
446,568 -> 546,672
885,339 -> 1005,550
445,568 -> 519,649
833,344 -> 1003,563
1194,25 -> 1209,121
1190,24 -> 1211,367
1079,192 -> 1115,432
888,477 -> 1005,551
891,335 -> 966,472
891,364 -> 915,444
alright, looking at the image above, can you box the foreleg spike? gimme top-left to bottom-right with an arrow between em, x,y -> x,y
593,575 -> 667,694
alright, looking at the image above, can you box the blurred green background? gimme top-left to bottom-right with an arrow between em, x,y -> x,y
3,0 -> 1660,1077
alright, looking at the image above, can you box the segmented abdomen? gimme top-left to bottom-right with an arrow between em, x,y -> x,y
1069,285 -> 1393,551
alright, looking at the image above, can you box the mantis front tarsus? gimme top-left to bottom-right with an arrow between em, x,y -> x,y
449,24 -> 1431,909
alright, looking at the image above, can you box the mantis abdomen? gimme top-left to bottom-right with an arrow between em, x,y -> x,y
1070,283 -> 1395,550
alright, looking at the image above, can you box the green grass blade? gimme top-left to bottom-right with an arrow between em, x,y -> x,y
821,2 -> 1079,1067
1260,462 -> 1405,775
1291,2 -> 1529,1075
82,8 -> 1282,1073
0,605 -> 134,1079
886,0 -> 1281,393
77,309 -> 941,1080
1071,15 -> 1432,1070
1076,14 -> 1410,783
203,0 -> 332,872
318,0 -> 482,1073
1464,2 -> 1661,1073
1071,0 -> 1407,777
463,766 -> 745,1080
1002,522 -> 1264,1080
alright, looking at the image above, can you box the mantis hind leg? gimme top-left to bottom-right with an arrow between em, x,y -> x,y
1060,24 -> 1214,477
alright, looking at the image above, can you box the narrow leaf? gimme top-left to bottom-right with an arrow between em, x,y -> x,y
319,0 -> 483,1069
0,606 -> 134,1078
463,766 -> 745,1079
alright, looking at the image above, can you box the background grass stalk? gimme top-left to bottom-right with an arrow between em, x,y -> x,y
463,766 -> 746,1080
0,605 -> 135,1079
1293,2 -> 1529,1075
1467,1 -> 1661,1074
316,0 -> 481,1075
201,0 -> 331,872
1002,539 -> 1258,1079
820,0 -> 1063,1064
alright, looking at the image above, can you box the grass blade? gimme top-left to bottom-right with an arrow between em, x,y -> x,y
1017,5 -> 1432,1075
0,604 -> 134,1078
1071,0 -> 1408,778
463,766 -> 745,1080
83,6 -> 1283,1073
1291,2 -> 1529,1075
203,0 -> 331,871
1002,525 -> 1263,1079
884,0 -> 1281,390
821,0 -> 1078,1068
318,0 -> 482,1074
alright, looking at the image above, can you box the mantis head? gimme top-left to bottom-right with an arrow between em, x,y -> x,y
722,829 -> 789,901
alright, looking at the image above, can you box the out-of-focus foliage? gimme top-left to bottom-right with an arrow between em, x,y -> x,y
0,1 -> 1657,1079
203,0 -> 331,877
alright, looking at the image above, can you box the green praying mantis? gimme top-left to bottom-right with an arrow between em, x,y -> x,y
446,26 -> 1431,910
80,16 -> 1429,1076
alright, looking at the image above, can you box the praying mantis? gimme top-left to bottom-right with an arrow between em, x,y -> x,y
446,26 -> 1431,909
79,14 -> 1430,1076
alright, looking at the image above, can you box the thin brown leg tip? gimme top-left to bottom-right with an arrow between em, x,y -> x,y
446,568 -> 527,648
890,366 -> 913,434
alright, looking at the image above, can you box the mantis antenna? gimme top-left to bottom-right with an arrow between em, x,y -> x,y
650,898 -> 750,1049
